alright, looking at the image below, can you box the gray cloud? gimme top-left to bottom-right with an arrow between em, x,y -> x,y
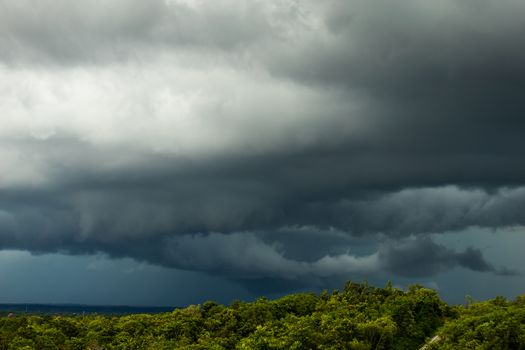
155,232 -> 512,286
0,0 -> 524,291
0,0 -> 292,65
378,236 -> 516,278
335,186 -> 525,236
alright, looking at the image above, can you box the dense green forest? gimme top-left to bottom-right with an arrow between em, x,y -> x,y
1,282 -> 524,349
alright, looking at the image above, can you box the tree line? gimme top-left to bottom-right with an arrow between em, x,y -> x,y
0,281 -> 524,349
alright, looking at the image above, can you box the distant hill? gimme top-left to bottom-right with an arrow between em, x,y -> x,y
0,303 -> 175,316
0,282 -> 524,349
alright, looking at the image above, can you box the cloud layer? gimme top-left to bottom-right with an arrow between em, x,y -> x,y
1,0 -> 524,287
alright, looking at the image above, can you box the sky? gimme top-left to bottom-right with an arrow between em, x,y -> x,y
1,0 -> 525,306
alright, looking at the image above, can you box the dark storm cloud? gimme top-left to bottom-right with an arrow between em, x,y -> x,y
0,0 -> 524,288
268,0 -> 525,112
378,236 -> 517,278
261,0 -> 525,192
1,139 -> 524,284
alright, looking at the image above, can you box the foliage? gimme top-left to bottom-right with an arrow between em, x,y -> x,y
428,295 -> 525,350
0,282 -> 521,349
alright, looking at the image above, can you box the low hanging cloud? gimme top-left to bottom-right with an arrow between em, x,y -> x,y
0,0 -> 524,286
158,232 -> 514,283
378,236 -> 516,278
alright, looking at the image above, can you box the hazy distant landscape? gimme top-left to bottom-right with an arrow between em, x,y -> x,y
0,304 -> 174,316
